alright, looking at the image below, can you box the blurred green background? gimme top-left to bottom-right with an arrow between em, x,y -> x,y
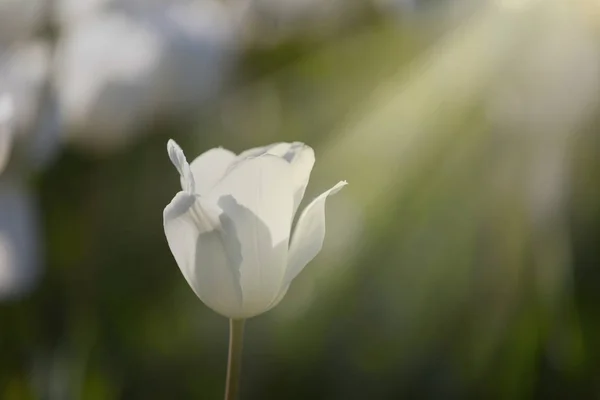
2,0 -> 600,398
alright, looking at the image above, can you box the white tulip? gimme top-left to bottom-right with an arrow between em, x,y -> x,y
163,140 -> 346,319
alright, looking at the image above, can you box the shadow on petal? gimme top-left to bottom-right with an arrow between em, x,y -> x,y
216,195 -> 290,318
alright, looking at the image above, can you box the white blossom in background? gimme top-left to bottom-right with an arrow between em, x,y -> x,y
0,41 -> 61,169
0,1 -> 54,300
54,12 -> 162,152
0,178 -> 42,300
0,42 -> 51,134
54,0 -> 116,28
1,49 -> 62,172
0,90 -> 48,301
0,0 -> 240,300
54,0 -> 238,153
0,0 -> 47,45
164,141 -> 346,319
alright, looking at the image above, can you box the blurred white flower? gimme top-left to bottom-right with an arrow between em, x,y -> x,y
0,44 -> 54,301
0,41 -> 60,169
163,140 -> 346,319
54,12 -> 162,151
0,0 -> 47,45
0,178 -> 42,300
0,94 -> 15,174
54,0 -> 115,28
54,1 -> 237,154
0,42 -> 51,135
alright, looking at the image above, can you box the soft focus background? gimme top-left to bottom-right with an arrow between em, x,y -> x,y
2,0 -> 600,398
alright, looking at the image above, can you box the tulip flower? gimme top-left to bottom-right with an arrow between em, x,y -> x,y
163,140 -> 346,399
163,140 -> 346,319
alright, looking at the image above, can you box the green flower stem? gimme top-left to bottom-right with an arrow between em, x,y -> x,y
224,319 -> 245,400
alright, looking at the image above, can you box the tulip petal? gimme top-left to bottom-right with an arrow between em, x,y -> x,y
237,142 -> 315,215
208,155 -> 295,317
167,139 -> 194,193
285,144 -> 315,216
265,284 -> 290,312
164,191 -> 243,317
236,142 -> 290,160
285,181 -> 348,284
188,147 -> 236,195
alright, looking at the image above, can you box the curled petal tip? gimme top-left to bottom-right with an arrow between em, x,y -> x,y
167,139 -> 185,167
330,180 -> 348,194
167,139 -> 180,155
167,139 -> 195,193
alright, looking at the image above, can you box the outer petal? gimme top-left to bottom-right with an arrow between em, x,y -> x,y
265,284 -> 289,312
207,155 -> 295,317
163,191 -> 243,318
237,142 -> 315,215
167,139 -> 194,193
285,144 -> 315,216
285,181 -> 348,284
188,147 -> 236,195
236,142 -> 290,160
